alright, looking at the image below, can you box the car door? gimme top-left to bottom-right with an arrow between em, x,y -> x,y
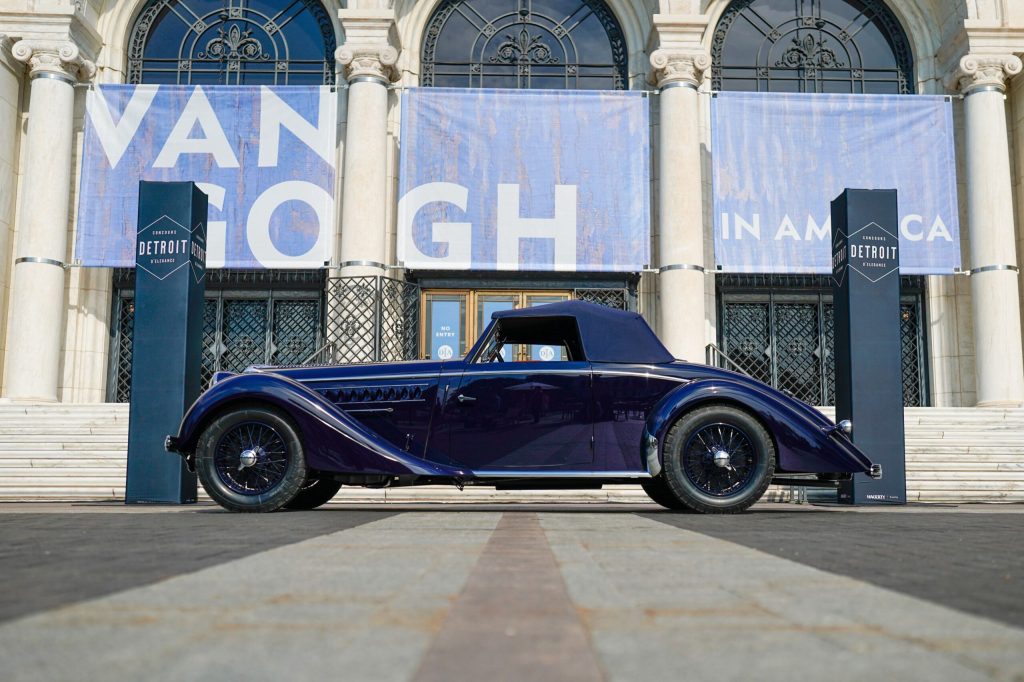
445,361 -> 593,471
591,364 -> 682,471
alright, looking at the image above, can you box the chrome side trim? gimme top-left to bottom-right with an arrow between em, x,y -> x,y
643,428 -> 661,477
595,369 -> 689,383
471,470 -> 652,478
300,367 -> 689,384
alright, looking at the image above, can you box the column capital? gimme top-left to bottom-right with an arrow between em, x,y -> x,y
649,49 -> 710,89
945,54 -> 1022,95
336,10 -> 401,84
11,38 -> 95,82
336,43 -> 399,84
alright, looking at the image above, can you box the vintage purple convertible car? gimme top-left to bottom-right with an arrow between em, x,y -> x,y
167,301 -> 880,513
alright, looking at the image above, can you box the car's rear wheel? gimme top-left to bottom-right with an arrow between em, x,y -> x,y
196,406 -> 306,512
641,476 -> 693,511
284,477 -> 342,510
661,404 -> 775,514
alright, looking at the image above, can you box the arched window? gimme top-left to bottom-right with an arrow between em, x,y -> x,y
127,0 -> 336,85
421,0 -> 627,90
711,0 -> 913,94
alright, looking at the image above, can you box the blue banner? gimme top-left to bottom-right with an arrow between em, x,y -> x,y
76,85 -> 337,268
398,88 -> 650,272
712,93 -> 960,275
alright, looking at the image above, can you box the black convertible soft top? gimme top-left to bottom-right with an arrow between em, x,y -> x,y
492,300 -> 676,364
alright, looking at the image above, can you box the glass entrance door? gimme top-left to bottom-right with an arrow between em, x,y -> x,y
421,290 -> 571,360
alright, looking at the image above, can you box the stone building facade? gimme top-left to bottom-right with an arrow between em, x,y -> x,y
0,0 -> 1022,409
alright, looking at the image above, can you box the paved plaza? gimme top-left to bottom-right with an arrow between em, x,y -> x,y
0,502 -> 1022,681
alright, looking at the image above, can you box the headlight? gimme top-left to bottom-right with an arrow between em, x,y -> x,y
837,419 -> 853,436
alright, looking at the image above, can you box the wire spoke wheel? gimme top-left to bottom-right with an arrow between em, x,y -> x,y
682,423 -> 757,497
661,405 -> 775,514
213,421 -> 290,496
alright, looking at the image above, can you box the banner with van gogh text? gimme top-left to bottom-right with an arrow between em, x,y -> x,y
712,92 -> 960,274
77,85 -> 337,268
398,88 -> 650,272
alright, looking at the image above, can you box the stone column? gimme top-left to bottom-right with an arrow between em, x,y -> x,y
650,49 -> 710,362
335,17 -> 399,278
2,41 -> 93,402
949,55 -> 1024,406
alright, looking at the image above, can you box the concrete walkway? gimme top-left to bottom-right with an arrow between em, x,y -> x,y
0,503 -> 1022,681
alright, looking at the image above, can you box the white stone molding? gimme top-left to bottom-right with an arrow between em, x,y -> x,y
946,54 -> 1022,94
336,10 -> 401,84
648,48 -> 710,88
10,38 -> 95,82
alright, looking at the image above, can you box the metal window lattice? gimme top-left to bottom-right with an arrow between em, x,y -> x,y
112,294 -> 322,402
320,277 -> 420,365
711,0 -> 914,95
127,0 -> 336,86
720,296 -> 925,407
421,0 -> 628,90
114,298 -> 136,403
573,288 -> 628,310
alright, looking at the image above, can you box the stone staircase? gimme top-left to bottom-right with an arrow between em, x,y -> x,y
0,404 -> 1021,503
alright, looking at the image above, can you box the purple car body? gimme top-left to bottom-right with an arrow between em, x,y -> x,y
167,301 -> 876,493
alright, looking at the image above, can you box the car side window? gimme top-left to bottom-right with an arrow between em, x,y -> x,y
473,317 -> 583,364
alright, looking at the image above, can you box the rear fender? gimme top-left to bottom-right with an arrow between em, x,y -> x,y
173,372 -> 466,477
646,380 -> 873,474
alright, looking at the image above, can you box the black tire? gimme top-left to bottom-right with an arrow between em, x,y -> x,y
284,477 -> 342,510
196,406 -> 307,512
661,404 -> 775,514
641,477 -> 693,511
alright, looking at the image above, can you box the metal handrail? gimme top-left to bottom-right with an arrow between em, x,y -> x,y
299,340 -> 337,366
704,343 -> 752,377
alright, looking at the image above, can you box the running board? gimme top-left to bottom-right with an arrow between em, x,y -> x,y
771,477 -> 845,488
470,470 -> 652,478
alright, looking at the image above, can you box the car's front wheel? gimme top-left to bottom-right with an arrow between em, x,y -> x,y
196,406 -> 307,512
661,404 -> 775,514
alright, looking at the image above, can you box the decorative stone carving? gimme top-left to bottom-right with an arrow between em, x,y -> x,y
11,39 -> 95,81
649,49 -> 710,88
946,54 -> 1023,94
336,44 -> 399,83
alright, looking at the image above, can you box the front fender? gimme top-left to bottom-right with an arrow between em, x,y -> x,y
646,380 -> 873,474
172,372 -> 467,478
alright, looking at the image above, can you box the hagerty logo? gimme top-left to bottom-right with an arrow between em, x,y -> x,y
832,221 -> 900,286
136,214 -> 207,282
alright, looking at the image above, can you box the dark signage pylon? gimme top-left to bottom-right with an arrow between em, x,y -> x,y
831,189 -> 907,504
125,181 -> 208,504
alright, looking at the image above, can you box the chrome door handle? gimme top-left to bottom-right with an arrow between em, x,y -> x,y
456,394 -> 476,403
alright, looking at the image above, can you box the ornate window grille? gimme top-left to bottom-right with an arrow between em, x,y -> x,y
715,276 -> 927,407
711,0 -> 914,94
421,0 -> 628,90
127,0 -> 336,85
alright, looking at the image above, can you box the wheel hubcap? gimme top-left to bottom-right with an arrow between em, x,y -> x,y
214,422 -> 289,496
682,423 -> 757,497
238,448 -> 259,470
